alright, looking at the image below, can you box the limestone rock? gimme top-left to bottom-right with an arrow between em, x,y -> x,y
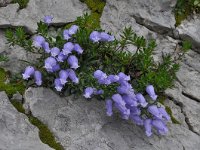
0,0 -> 12,7
24,87 -> 200,150
100,0 -> 178,62
101,0 -> 176,35
176,63 -> 200,102
0,91 -> 53,150
0,0 -> 88,33
0,30 -> 39,74
177,15 -> 200,52
165,81 -> 200,135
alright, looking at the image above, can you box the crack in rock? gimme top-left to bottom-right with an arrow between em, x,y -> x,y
182,91 -> 200,103
168,96 -> 200,136
23,87 -> 200,150
0,0 -> 88,34
0,91 -> 53,150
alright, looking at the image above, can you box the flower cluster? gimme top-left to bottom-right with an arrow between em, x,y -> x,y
22,66 -> 42,86
90,31 -> 115,43
83,70 -> 171,137
22,16 -> 82,91
21,15 -> 172,137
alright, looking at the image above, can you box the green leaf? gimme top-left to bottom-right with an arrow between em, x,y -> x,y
182,40 -> 192,52
194,0 -> 200,5
0,55 -> 9,62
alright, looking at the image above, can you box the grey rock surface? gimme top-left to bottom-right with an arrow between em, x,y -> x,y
165,81 -> 200,135
100,0 -> 178,62
176,63 -> 200,102
0,30 -> 39,74
0,0 -> 12,7
177,15 -> 200,51
101,0 -> 176,35
0,91 -> 53,150
0,0 -> 88,33
24,87 -> 200,150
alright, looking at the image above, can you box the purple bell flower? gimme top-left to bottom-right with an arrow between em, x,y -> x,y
122,95 -> 138,107
59,70 -> 69,85
57,52 -> 67,62
94,89 -> 104,95
146,85 -> 158,101
118,72 -> 130,82
63,30 -> 71,40
68,25 -> 79,35
147,105 -> 162,119
83,87 -> 95,98
33,35 -> 45,48
22,66 -> 35,80
90,31 -> 101,43
98,78 -> 111,85
136,93 -> 148,107
74,44 -> 83,54
67,69 -> 79,84
93,70 -> 107,80
114,103 -> 130,119
54,78 -> 63,92
44,57 -> 57,71
158,107 -> 171,121
144,119 -> 153,137
51,47 -> 60,57
100,32 -> 115,42
43,15 -> 53,25
46,64 -> 60,73
117,82 -> 134,95
100,32 -> 110,41
130,115 -> 144,125
107,75 -> 119,83
62,42 -> 74,55
152,119 -> 168,135
67,55 -> 79,69
52,64 -> 60,72
42,42 -> 51,53
106,99 -> 113,116
130,106 -> 141,115
112,94 -> 126,106
108,35 -> 115,42
34,70 -> 42,86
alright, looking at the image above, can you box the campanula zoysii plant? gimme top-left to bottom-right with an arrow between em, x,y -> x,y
5,14 -> 190,137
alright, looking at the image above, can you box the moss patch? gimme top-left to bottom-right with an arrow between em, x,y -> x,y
80,0 -> 106,28
29,116 -> 64,150
0,68 -> 25,97
11,100 -> 64,150
175,0 -> 200,26
11,100 -> 25,113
12,0 -> 29,9
158,95 -> 181,124
165,106 -> 181,124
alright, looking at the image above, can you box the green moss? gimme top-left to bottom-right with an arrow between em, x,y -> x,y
29,116 -> 64,150
12,0 -> 29,9
0,68 -> 25,97
175,0 -> 200,26
80,0 -> 105,28
165,106 -> 181,124
0,68 -> 6,82
11,100 -> 25,113
157,95 -> 180,124
175,0 -> 190,26
10,100 -> 64,150
81,0 -> 105,13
